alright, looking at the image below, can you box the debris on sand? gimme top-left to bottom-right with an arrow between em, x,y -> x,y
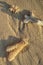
6,39 -> 29,61
9,5 -> 20,13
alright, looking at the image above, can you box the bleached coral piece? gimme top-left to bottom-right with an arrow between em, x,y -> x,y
9,5 -> 20,13
7,41 -> 28,61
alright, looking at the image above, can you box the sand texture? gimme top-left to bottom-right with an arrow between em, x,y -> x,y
0,0 -> 43,65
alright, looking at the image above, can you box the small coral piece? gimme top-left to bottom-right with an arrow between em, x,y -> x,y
9,5 -> 20,13
6,40 -> 28,61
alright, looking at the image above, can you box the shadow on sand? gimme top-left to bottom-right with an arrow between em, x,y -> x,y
0,35 -> 29,65
0,35 -> 22,64
0,1 -> 32,32
0,1 -> 29,64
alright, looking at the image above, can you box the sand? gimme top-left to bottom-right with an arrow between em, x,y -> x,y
0,0 -> 43,65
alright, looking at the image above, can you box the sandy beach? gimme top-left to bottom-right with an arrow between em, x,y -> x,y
0,0 -> 43,65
